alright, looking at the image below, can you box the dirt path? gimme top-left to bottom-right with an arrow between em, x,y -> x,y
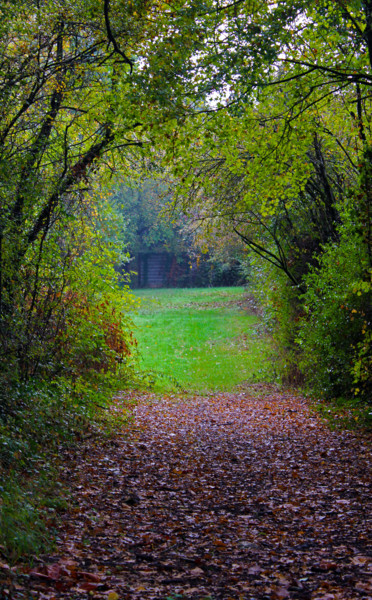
10,390 -> 372,599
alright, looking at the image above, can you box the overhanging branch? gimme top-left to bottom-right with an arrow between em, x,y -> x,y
233,226 -> 303,289
27,125 -> 115,246
104,0 -> 133,72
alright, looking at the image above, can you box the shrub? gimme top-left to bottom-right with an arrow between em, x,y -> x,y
250,259 -> 305,386
55,289 -> 139,407
297,228 -> 371,400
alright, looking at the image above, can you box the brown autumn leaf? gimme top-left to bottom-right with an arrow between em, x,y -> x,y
271,586 -> 290,599
355,580 -> 372,593
78,570 -> 102,582
247,564 -> 262,575
75,581 -> 100,592
351,555 -> 371,566
29,568 -> 58,582
189,567 -> 204,576
46,565 -> 61,580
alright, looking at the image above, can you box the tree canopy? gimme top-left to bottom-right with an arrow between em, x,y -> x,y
0,0 -> 371,403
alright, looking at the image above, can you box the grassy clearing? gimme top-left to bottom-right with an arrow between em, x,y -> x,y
133,287 -> 270,393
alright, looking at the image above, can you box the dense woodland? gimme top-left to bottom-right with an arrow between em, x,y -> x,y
0,0 -> 371,567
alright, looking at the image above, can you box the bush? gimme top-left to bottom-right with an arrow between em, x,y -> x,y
249,259 -> 305,386
0,479 -> 49,560
54,289 -> 138,404
0,378 -> 85,560
297,228 -> 371,400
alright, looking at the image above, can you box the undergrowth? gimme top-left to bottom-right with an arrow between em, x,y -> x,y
0,382 -> 82,561
0,374 -> 139,562
313,396 -> 372,432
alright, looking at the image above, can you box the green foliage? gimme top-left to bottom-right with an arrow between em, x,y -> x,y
55,251 -> 139,403
298,227 -> 371,400
109,179 -> 182,255
0,378 -> 86,560
1,0 -> 372,561
248,259 -> 304,387
0,178 -> 139,560
314,396 -> 372,432
249,217 -> 371,401
147,0 -> 372,405
0,0 -> 145,420
0,478 -> 49,560
106,178 -> 246,288
0,178 -> 139,409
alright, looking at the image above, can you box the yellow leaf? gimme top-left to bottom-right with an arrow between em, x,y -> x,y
108,593 -> 120,600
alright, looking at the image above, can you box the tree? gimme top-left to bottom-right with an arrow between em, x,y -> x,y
145,0 -> 372,398
109,179 -> 182,255
0,0 -> 148,395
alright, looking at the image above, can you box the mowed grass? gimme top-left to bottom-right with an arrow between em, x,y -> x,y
132,287 -> 270,393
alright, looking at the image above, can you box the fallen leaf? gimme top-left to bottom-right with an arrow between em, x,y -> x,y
247,565 -> 261,575
352,555 -> 371,566
190,567 -> 204,576
78,571 -> 101,582
272,587 -> 290,599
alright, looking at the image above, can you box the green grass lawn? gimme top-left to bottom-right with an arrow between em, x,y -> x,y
132,287 -> 270,393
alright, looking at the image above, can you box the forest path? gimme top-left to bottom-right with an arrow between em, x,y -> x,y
24,390 -> 371,599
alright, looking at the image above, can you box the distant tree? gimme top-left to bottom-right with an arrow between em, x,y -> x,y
110,180 -> 183,256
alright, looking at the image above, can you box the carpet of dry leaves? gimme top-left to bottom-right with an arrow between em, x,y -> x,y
2,388 -> 372,600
